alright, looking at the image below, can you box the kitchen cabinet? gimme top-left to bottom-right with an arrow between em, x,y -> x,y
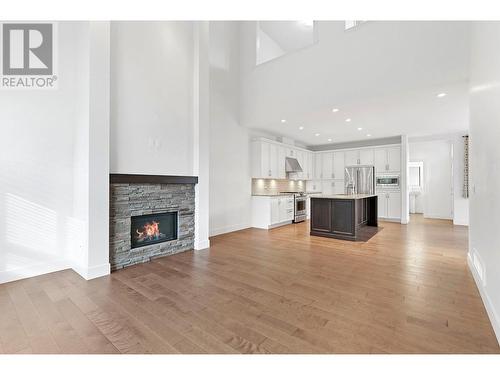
278,146 -> 286,179
345,149 -> 374,166
374,146 -> 401,173
387,191 -> 401,219
333,151 -> 345,179
321,152 -> 333,179
387,147 -> 401,172
377,191 -> 401,220
310,196 -> 378,241
314,153 -> 322,179
360,148 -> 374,165
252,195 -> 294,229
306,152 -> 314,180
344,150 -> 358,166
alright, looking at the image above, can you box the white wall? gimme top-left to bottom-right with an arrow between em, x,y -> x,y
239,21 -> 471,139
468,21 -> 500,343
110,21 -> 194,176
0,22 -> 90,283
209,21 -> 252,236
409,139 -> 453,220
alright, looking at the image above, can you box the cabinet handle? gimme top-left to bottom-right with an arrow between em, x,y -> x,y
332,173 -> 334,178
320,173 -> 323,178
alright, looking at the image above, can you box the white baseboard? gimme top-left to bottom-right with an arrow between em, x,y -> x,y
0,260 -> 70,284
194,239 -> 210,251
424,214 -> 453,220
467,253 -> 500,345
72,262 -> 110,280
209,223 -> 250,237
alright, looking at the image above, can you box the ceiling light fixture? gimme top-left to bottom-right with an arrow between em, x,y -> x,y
357,127 -> 363,131
332,108 -> 339,113
281,119 -> 286,123
299,126 -> 304,130
315,133 -> 320,137
437,92 -> 447,98
366,134 -> 372,137
327,138 -> 332,142
345,118 -> 352,122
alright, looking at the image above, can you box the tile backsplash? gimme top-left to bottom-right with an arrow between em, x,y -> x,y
252,178 -> 306,195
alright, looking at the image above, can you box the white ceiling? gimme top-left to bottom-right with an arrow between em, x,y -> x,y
239,21 -> 472,146
258,21 -> 315,52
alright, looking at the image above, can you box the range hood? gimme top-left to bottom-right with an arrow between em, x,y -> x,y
285,157 -> 303,173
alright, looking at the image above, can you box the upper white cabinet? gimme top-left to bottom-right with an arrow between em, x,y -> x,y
321,152 -> 333,179
344,148 -> 374,166
344,150 -> 358,166
251,139 -> 313,180
333,151 -> 345,179
374,146 -> 401,173
318,151 -> 345,179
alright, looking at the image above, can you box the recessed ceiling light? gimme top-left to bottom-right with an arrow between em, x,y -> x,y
332,108 -> 339,113
366,134 -> 372,137
299,126 -> 304,130
315,133 -> 320,137
437,93 -> 447,98
357,127 -> 363,131
345,118 -> 352,122
327,138 -> 332,142
281,119 -> 286,123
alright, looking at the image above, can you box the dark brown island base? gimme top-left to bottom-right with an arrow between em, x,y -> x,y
310,194 -> 379,241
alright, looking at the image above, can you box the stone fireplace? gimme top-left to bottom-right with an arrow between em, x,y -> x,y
109,174 -> 198,271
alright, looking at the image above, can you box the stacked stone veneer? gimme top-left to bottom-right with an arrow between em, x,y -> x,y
110,183 -> 195,271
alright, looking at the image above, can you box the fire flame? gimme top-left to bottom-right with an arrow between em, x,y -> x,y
135,220 -> 161,241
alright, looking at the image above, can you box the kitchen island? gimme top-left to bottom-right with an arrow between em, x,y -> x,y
310,194 -> 378,241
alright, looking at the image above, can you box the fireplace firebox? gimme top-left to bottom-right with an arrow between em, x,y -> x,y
130,212 -> 178,249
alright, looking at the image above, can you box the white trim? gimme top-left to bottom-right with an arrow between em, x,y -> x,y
210,223 -> 250,237
423,214 -> 453,220
0,260 -> 69,284
467,253 -> 500,345
194,239 -> 210,251
72,262 -> 110,280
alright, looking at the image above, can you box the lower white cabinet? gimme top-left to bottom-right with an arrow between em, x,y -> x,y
377,191 -> 401,221
252,195 -> 294,229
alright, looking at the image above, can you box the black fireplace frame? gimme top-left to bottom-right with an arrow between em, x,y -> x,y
130,211 -> 178,249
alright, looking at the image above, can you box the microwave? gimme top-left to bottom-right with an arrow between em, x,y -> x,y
376,175 -> 400,187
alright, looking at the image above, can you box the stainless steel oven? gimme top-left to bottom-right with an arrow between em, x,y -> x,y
376,175 -> 400,188
294,194 -> 307,223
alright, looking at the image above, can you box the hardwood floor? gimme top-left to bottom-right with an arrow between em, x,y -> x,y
0,215 -> 498,354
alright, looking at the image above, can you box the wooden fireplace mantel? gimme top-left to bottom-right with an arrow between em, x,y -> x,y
110,174 -> 198,184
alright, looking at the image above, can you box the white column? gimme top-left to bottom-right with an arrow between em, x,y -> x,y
72,21 -> 111,279
400,134 -> 410,224
193,21 -> 210,250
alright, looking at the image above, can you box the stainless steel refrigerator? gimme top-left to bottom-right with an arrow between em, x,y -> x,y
344,166 -> 375,194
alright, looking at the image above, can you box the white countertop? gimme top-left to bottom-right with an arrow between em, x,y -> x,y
311,194 -> 377,200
